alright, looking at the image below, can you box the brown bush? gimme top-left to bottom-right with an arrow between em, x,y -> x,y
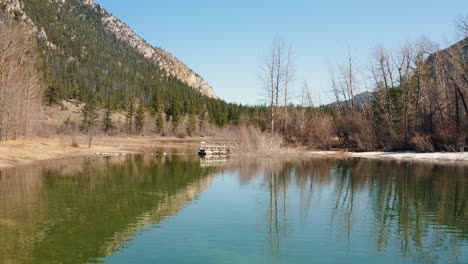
335,113 -> 378,151
411,134 -> 435,152
217,125 -> 283,155
432,125 -> 465,152
304,114 -> 335,149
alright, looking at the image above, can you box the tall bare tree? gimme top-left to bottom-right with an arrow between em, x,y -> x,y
262,36 -> 292,132
0,17 -> 44,141
330,44 -> 359,111
282,44 -> 295,132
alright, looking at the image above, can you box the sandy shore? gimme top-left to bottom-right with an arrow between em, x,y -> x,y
0,136 -> 207,169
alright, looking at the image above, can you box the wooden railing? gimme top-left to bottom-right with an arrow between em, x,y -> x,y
198,141 -> 238,156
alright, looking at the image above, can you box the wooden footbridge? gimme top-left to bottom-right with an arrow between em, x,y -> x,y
197,141 -> 238,156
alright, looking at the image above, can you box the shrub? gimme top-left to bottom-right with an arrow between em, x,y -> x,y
335,113 -> 378,150
217,125 -> 283,155
411,134 -> 434,152
432,125 -> 465,152
305,114 -> 335,149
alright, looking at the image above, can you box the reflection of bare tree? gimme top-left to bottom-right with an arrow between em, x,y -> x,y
224,158 -> 336,253
221,157 -> 466,261
330,166 -> 356,249
328,160 -> 467,262
266,168 -> 291,254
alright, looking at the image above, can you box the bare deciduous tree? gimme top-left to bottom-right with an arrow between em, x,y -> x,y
0,17 -> 44,142
329,44 -> 360,111
455,14 -> 468,38
282,44 -> 295,132
261,36 -> 294,133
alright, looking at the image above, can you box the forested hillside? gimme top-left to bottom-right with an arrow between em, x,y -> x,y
5,0 -> 257,128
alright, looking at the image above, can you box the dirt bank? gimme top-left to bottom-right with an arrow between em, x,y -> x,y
0,136 -> 208,169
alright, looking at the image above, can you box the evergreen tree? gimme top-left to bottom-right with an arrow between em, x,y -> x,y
187,114 -> 198,136
151,87 -> 161,113
46,83 -> 61,105
171,100 -> 181,130
80,94 -> 98,148
152,87 -> 165,133
156,112 -> 165,134
102,98 -> 114,133
135,103 -> 145,134
126,98 -> 135,135
81,96 -> 98,133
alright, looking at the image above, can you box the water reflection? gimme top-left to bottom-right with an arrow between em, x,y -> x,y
0,154 -> 216,264
0,156 -> 466,264
225,158 -> 466,263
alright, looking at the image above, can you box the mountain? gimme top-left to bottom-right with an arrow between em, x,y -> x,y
0,0 -> 217,103
425,36 -> 468,79
327,91 -> 374,108
99,3 -> 216,99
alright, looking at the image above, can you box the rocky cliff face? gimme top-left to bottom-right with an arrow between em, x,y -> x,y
100,14 -> 217,98
0,0 -> 217,98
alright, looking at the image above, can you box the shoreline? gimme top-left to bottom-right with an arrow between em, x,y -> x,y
1,136 -> 467,169
0,136 -> 206,169
308,150 -> 468,165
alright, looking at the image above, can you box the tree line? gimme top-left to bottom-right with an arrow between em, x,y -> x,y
261,16 -> 467,152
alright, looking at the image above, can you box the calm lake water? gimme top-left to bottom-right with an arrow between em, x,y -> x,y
0,154 -> 466,264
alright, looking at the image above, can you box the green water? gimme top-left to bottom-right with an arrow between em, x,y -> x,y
0,155 -> 466,264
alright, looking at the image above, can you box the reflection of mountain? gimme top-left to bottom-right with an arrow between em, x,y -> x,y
0,155 -> 216,264
100,173 -> 215,258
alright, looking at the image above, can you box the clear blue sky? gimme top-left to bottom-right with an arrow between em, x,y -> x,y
94,0 -> 467,105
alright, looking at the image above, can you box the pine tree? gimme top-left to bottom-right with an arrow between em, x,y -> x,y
46,83 -> 61,105
80,94 -> 98,148
151,87 -> 161,113
126,98 -> 135,135
187,114 -> 198,136
171,100 -> 181,130
135,103 -> 145,134
102,98 -> 114,133
152,87 -> 165,133
156,112 -> 165,134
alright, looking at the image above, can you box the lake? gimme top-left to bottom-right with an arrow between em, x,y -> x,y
0,153 -> 466,264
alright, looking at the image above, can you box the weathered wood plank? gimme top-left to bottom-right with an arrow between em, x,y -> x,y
197,141 -> 238,156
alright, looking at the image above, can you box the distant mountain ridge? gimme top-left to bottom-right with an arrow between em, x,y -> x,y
327,91 -> 374,108
1,0 -> 217,99
327,37 -> 468,109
